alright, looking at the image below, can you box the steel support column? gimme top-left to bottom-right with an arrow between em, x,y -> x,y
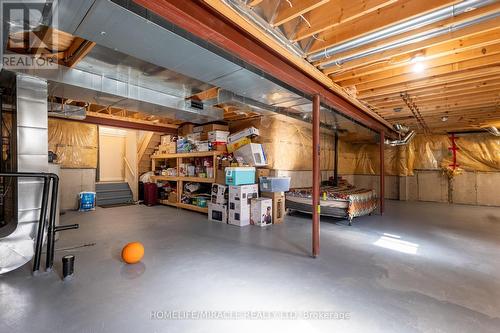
312,95 -> 320,257
333,131 -> 339,187
380,132 -> 385,215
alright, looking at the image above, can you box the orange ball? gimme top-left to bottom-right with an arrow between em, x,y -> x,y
121,242 -> 144,264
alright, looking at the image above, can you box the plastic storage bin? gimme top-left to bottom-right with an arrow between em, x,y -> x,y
259,177 -> 291,192
225,167 -> 256,186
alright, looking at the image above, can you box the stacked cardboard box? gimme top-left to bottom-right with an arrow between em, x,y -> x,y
208,184 -> 228,223
178,123 -> 229,153
228,184 -> 258,227
208,130 -> 229,152
250,198 -> 273,227
261,192 -> 285,224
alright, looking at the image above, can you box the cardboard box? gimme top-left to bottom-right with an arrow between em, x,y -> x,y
178,124 -> 194,136
208,203 -> 228,223
193,123 -> 229,133
211,184 -> 228,205
250,198 -> 273,227
158,142 -> 176,154
229,184 -> 259,207
226,137 -> 251,153
208,131 -> 230,142
256,168 -> 271,179
216,160 -> 230,185
228,209 -> 250,227
187,132 -> 208,141
262,192 -> 285,224
211,142 -> 227,152
160,135 -> 172,145
195,141 -> 210,152
228,127 -> 259,143
234,143 -> 267,167
168,191 -> 177,204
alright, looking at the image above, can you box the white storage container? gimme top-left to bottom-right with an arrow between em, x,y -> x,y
234,143 -> 267,167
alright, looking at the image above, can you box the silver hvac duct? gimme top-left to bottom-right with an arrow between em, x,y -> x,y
486,126 -> 500,136
393,123 -> 410,134
48,102 -> 87,120
309,0 -> 496,66
385,130 -> 416,146
221,0 -> 305,58
0,75 -> 49,274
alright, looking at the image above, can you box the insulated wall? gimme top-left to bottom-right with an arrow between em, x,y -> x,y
48,119 -> 98,168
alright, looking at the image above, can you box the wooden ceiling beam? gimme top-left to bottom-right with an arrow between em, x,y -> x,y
354,53 -> 500,92
308,0 -> 460,54
330,29 -> 500,80
315,2 -> 500,62
373,88 -> 500,109
187,87 -> 219,101
85,111 -> 179,131
247,0 -> 264,8
383,107 -> 499,118
65,40 -> 96,68
320,18 -> 500,75
358,66 -> 500,98
338,43 -> 500,87
272,0 -> 330,27
363,75 -> 500,102
292,0 -> 397,42
376,100 -> 499,114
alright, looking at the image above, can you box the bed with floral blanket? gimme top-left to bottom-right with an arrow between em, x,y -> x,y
285,182 -> 378,225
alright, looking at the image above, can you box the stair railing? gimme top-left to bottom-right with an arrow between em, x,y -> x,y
0,172 -> 78,274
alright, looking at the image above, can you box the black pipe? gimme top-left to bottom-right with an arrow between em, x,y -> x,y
54,224 -> 79,232
33,177 -> 50,273
45,174 -> 58,270
333,131 -> 339,187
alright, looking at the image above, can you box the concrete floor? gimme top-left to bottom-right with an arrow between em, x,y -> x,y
1,200 -> 499,333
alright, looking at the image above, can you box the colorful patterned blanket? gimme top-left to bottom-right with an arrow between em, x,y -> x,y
287,183 -> 378,219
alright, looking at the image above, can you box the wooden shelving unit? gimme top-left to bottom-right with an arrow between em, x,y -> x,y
151,151 -> 223,214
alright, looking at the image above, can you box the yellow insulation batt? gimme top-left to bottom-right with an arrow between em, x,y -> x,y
230,115 -> 499,175
48,118 -> 98,168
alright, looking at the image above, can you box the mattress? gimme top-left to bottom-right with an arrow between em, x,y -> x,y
286,183 -> 378,220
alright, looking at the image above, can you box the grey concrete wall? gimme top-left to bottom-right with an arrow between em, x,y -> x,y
271,169 -> 500,206
59,169 -> 96,210
400,170 -> 500,206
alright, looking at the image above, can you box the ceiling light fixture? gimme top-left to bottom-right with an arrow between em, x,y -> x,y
411,53 -> 426,73
441,116 -> 448,122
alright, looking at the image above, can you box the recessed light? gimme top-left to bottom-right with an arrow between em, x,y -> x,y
412,62 -> 425,73
441,116 -> 448,122
100,31 -> 106,36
